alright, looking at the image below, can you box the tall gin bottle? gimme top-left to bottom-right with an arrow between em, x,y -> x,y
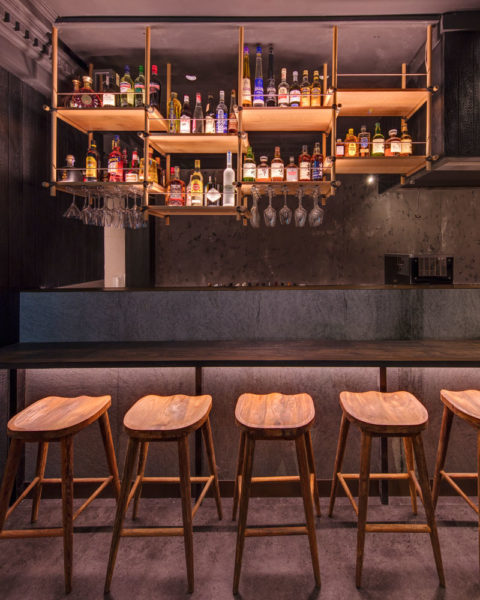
253,45 -> 264,107
266,44 -> 276,107
242,46 -> 252,107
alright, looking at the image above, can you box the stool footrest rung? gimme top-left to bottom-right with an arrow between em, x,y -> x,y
121,527 -> 184,537
245,525 -> 308,537
440,471 -> 479,515
251,476 -> 300,483
365,523 -> 431,533
342,473 -> 410,480
140,476 -> 211,483
5,477 -> 41,520
337,474 -> 359,515
0,528 -> 64,539
73,476 -> 113,521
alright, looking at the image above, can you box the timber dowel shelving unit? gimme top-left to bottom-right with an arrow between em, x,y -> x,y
149,134 -> 249,155
241,106 -> 333,133
56,107 -> 167,133
335,156 -> 427,176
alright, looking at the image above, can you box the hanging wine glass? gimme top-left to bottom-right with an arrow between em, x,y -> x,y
279,185 -> 292,225
63,192 -> 81,219
308,187 -> 325,227
249,185 -> 261,229
81,191 -> 93,225
294,186 -> 307,227
263,185 -> 277,227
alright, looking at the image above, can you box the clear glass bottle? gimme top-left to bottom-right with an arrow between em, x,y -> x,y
149,65 -> 161,109
205,94 -> 216,134
167,166 -> 185,206
310,70 -> 322,107
345,128 -> 359,157
102,74 -> 117,107
168,92 -> 181,133
298,145 -> 311,181
216,90 -> 228,133
358,125 -> 371,157
266,44 -> 276,107
242,46 -> 252,107
228,90 -> 238,134
223,151 -> 235,206
277,68 -> 289,107
400,123 -> 413,156
253,45 -> 264,107
108,135 -> 123,182
300,70 -> 311,107
180,95 -> 192,133
311,142 -> 323,180
120,65 -> 134,107
271,146 -> 285,181
335,138 -> 345,157
85,139 -> 98,182
371,122 -> 385,156
289,71 -> 301,107
64,78 -> 81,108
256,155 -> 270,182
243,146 -> 256,182
79,76 -> 102,108
192,93 -> 204,134
206,175 -> 221,206
190,160 -> 203,205
385,129 -> 401,156
286,156 -> 298,182
134,65 -> 145,107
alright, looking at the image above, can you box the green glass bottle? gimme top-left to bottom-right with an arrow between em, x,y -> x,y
134,65 -> 145,107
242,146 -> 256,182
371,122 -> 385,157
120,65 -> 134,107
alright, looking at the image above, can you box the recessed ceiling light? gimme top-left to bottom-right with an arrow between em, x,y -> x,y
185,74 -> 197,81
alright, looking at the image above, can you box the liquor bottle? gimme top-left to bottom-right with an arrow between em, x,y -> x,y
371,122 -> 385,157
205,94 -> 215,134
253,45 -> 264,107
167,166 -> 185,206
134,65 -> 145,107
149,65 -> 161,109
311,142 -> 323,180
271,146 -> 285,181
155,157 -> 162,184
298,145 -> 311,181
122,148 -> 128,171
125,149 -> 139,182
286,156 -> 298,182
266,44 -> 276,107
168,92 -> 181,133
186,179 -> 192,206
148,149 -> 158,182
192,93 -> 204,134
256,155 -> 270,182
311,70 -> 322,107
289,71 -> 301,107
190,160 -> 203,206
216,90 -> 228,133
400,123 -> 413,156
242,146 -> 256,182
139,155 -> 145,181
228,90 -> 238,134
102,74 -> 117,107
79,76 -> 102,108
206,175 -> 221,206
64,78 -> 81,108
108,135 -> 124,182
180,95 -> 192,133
59,154 -> 82,182
278,68 -> 289,107
242,46 -> 252,107
335,138 -> 345,157
85,139 -> 98,182
223,151 -> 235,206
120,65 -> 134,107
358,125 -> 371,157
385,129 -> 401,157
300,70 -> 311,107
345,128 -> 359,157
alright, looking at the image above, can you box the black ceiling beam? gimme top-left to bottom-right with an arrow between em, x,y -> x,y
442,11 -> 480,30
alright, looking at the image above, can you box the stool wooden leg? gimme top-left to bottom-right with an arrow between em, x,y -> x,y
412,434 -> 445,587
233,435 -> 255,595
98,411 -> 121,502
329,413 -> 350,517
356,431 -> 372,588
305,431 -> 321,518
432,405 -> 454,509
31,442 -> 49,524
202,418 -> 223,520
0,438 -> 24,531
61,436 -> 74,594
178,435 -> 194,594
104,437 -> 140,594
132,442 -> 149,519
403,437 -> 417,515
296,434 -> 321,588
232,431 -> 246,521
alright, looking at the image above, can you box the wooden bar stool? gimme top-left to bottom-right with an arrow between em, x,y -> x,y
329,390 -> 445,588
432,389 -> 480,568
104,394 -> 222,594
0,395 -> 120,594
232,392 -> 321,594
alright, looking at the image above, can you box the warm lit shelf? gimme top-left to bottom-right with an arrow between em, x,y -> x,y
241,181 -> 332,195
56,107 -> 167,133
335,156 -> 426,175
147,205 -> 243,218
149,134 -> 248,155
241,106 -> 333,132
55,181 -> 165,196
324,89 -> 430,118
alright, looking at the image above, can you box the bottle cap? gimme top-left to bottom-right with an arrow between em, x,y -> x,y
125,65 -> 130,71
139,65 -> 144,72
293,70 -> 298,77
152,64 -> 158,73
244,45 -> 249,53
275,146 -> 280,153
260,156 -> 268,162
170,167 -> 175,174
66,154 -> 75,162
196,93 -> 202,102
194,159 -> 200,168
389,129 -> 398,136
361,125 -> 367,130
348,128 -> 354,134
256,45 -> 262,53
184,95 -> 189,102
82,75 -> 92,84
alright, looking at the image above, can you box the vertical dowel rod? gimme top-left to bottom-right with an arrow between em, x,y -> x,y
50,26 -> 58,196
400,63 -> 407,185
165,63 -> 172,191
330,26 -> 338,196
166,63 -> 171,119
87,63 -> 94,147
238,27 -> 244,107
426,24 -> 432,171
322,62 -> 328,160
144,26 -> 151,207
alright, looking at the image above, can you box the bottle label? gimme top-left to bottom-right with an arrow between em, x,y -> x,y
108,158 -> 122,175
311,89 -> 321,107
256,166 -> 269,180
253,78 -> 264,104
271,164 -> 284,180
180,116 -> 191,133
289,90 -> 301,106
372,140 -> 384,154
223,185 -> 235,206
312,161 -> 323,180
299,161 -> 310,180
266,83 -> 276,105
81,93 -> 93,107
391,141 -> 402,154
401,140 -> 412,155
206,188 -> 221,206
229,112 -> 238,131
300,89 -> 310,107
278,86 -> 288,105
86,156 -> 97,179
242,78 -> 252,103
125,172 -> 138,182
191,181 -> 202,194
168,182 -> 184,206
286,167 -> 298,182
359,137 -> 369,149
336,145 -> 345,156
347,143 -> 357,157
150,83 -> 160,91
205,115 -> 215,134
135,83 -> 145,92
103,93 -> 115,106
216,109 -> 226,133
120,82 -> 131,93
243,163 -> 256,180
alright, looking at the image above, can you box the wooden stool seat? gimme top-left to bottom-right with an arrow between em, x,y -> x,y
8,395 -> 112,440
439,389 -> 480,426
340,390 -> 428,435
235,392 -> 315,437
123,394 -> 211,438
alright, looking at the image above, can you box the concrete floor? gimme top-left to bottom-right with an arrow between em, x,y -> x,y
0,496 -> 479,600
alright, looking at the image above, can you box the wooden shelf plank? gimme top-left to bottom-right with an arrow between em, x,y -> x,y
55,181 -> 165,196
149,134 -> 248,155
241,107 -> 333,132
327,89 -> 429,118
56,107 -> 167,133
147,205 -> 242,217
335,156 -> 426,175
241,181 -> 332,195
